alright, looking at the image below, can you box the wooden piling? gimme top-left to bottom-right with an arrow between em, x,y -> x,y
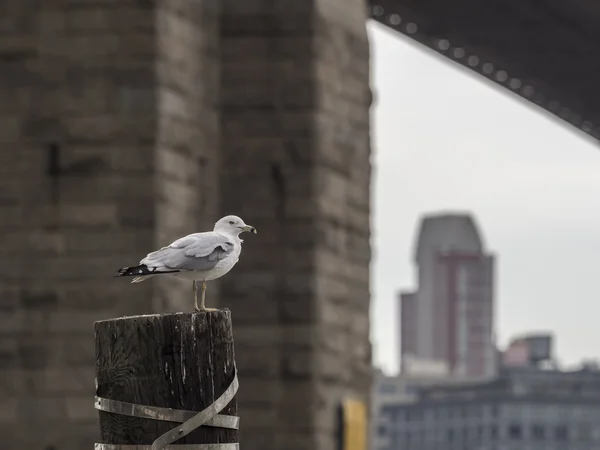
94,310 -> 238,450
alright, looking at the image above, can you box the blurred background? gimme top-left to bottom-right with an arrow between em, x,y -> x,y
1,1 -> 600,450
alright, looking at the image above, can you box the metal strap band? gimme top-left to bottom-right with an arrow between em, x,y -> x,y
152,372 -> 238,450
95,444 -> 239,450
94,397 -> 239,430
95,370 -> 239,450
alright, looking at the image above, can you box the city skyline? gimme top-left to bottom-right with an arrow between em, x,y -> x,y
370,22 -> 600,374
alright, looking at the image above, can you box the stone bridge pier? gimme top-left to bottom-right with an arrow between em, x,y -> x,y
0,1 -> 372,450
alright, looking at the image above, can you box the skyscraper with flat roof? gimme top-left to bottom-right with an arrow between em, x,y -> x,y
400,212 -> 496,378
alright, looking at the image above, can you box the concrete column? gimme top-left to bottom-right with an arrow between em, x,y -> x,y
0,1 -> 219,448
154,1 -> 220,312
219,1 -> 372,449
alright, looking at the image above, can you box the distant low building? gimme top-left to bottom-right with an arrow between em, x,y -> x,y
371,366 -> 488,450
502,332 -> 555,369
374,364 -> 600,450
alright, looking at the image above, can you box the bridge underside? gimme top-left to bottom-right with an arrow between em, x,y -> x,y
370,0 -> 600,141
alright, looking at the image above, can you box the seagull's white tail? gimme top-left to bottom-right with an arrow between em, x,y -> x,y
131,274 -> 156,283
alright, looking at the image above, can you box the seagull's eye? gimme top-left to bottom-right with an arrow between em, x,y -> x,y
229,221 -> 234,225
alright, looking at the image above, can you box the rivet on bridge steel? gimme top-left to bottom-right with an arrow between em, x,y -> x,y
509,79 -> 522,90
496,71 -> 508,82
372,5 -> 384,16
437,39 -> 450,51
388,14 -> 401,26
468,56 -> 479,67
453,48 -> 465,59
406,23 -> 418,34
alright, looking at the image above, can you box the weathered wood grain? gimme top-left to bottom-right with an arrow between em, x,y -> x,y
95,310 -> 237,446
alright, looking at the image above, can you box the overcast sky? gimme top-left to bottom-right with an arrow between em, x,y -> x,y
369,22 -> 600,374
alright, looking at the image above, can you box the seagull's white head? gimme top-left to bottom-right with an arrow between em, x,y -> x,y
214,215 -> 257,237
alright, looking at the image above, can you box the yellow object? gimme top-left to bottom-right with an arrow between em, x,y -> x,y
341,398 -> 368,450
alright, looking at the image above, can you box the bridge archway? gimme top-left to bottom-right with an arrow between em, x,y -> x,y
369,0 -> 600,142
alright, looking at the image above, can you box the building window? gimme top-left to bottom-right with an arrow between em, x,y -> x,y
490,404 -> 498,418
578,423 -> 591,440
490,425 -> 498,439
381,405 -> 394,417
508,424 -> 522,439
413,409 -> 422,420
531,424 -> 545,440
462,406 -> 469,419
379,383 -> 396,394
405,385 -> 419,395
555,425 -> 569,440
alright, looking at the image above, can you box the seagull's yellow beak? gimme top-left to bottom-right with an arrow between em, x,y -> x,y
242,225 -> 257,234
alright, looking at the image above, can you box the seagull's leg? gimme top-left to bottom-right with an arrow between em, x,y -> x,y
196,280 -> 218,312
193,281 -> 199,311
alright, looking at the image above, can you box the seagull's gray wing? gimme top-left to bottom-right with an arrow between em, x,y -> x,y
141,232 -> 235,272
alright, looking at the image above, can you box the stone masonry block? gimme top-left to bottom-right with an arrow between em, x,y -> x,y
58,282 -> 121,311
18,340 -> 54,371
282,349 -> 313,378
22,286 -> 60,310
237,430 -> 276,450
0,205 -> 24,228
273,431 -> 317,450
156,147 -> 199,182
235,346 -> 281,378
64,230 -> 153,254
157,113 -> 216,150
0,147 -> 44,174
0,310 -> 27,334
0,398 -> 18,423
33,366 -> 94,394
48,310 -> 108,333
0,369 -> 23,397
0,285 -> 20,311
0,339 -> 19,370
0,117 -> 21,142
18,396 -> 66,422
20,256 -> 126,281
39,9 -> 67,35
221,14 -> 315,35
156,178 -> 199,210
65,396 -> 97,421
118,199 -> 155,228
221,0 -> 313,14
67,7 -> 112,31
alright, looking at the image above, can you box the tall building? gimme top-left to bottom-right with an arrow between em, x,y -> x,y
400,213 -> 496,378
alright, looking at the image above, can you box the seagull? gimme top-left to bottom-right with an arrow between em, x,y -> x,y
116,215 -> 257,312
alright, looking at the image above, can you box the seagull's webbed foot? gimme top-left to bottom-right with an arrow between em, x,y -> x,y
193,281 -> 218,312
194,306 -> 219,312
